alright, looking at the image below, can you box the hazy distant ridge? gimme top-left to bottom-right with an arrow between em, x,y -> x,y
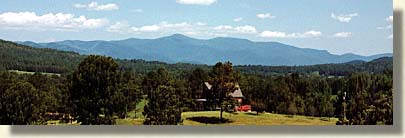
18,34 -> 392,66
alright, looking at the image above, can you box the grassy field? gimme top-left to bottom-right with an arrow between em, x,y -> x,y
116,111 -> 338,125
182,111 -> 337,125
115,99 -> 147,125
45,94 -> 338,126
8,70 -> 61,76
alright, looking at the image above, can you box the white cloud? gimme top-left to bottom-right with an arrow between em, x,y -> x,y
214,25 -> 233,30
0,12 -> 108,31
176,0 -> 217,5
260,30 -> 322,38
214,25 -> 257,34
105,21 -> 257,37
106,22 -> 131,33
259,31 -> 287,38
235,25 -> 257,33
196,22 -> 206,26
106,21 -> 209,34
333,32 -> 352,38
233,17 -> 243,22
377,16 -> 393,30
74,1 -> 119,11
160,21 -> 193,28
331,12 -> 358,23
386,16 -> 393,23
257,13 -> 275,19
377,25 -> 392,30
139,25 -> 160,32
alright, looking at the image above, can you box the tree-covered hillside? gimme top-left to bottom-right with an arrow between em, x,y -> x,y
1,39 -> 393,76
0,39 -> 83,73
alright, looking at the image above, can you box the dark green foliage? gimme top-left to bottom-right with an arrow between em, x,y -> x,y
209,62 -> 237,121
0,39 -> 392,78
235,57 -> 393,76
0,81 -> 46,124
251,100 -> 267,115
342,72 -> 393,125
238,70 -> 392,125
68,55 -> 124,125
187,68 -> 209,110
287,102 -> 298,115
143,86 -> 182,125
117,70 -> 142,118
142,68 -> 182,125
28,73 -> 61,113
0,39 -> 83,74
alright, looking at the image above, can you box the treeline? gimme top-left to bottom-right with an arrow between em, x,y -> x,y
235,57 -> 393,76
0,39 -> 393,77
0,71 -> 68,124
0,55 -> 393,125
240,71 -> 393,125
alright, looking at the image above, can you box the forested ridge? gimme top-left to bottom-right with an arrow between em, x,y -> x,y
0,39 -> 83,73
0,39 -> 393,76
0,39 -> 393,125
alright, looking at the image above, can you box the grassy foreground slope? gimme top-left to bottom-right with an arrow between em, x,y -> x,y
116,111 -> 338,125
183,111 -> 337,125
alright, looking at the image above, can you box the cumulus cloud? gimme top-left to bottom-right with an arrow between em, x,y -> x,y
176,0 -> 217,5
214,25 -> 257,34
106,21 -> 207,34
257,13 -> 275,19
260,30 -> 322,38
377,16 -> 393,30
196,22 -> 206,26
233,17 -> 243,22
106,22 -> 131,33
0,12 -> 108,31
386,16 -> 393,23
105,21 -> 258,37
333,32 -> 352,38
139,25 -> 160,32
331,12 -> 358,23
74,1 -> 119,11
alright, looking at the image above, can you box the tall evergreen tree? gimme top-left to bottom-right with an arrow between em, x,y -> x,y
209,62 -> 237,122
68,55 -> 124,125
142,68 -> 182,125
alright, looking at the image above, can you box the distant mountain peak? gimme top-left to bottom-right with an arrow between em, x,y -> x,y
161,34 -> 195,40
209,36 -> 252,42
341,53 -> 357,56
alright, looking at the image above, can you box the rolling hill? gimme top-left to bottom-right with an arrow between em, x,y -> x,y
18,34 -> 392,66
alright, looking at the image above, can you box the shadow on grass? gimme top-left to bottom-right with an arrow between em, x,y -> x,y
245,112 -> 260,116
284,115 -> 295,118
186,116 -> 233,124
320,118 -> 331,122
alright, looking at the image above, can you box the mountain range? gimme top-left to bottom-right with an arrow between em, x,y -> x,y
18,34 -> 392,66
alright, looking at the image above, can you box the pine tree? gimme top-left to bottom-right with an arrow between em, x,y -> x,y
68,55 -> 124,125
142,68 -> 182,125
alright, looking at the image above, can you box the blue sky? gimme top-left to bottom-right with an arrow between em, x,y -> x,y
0,0 -> 392,56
